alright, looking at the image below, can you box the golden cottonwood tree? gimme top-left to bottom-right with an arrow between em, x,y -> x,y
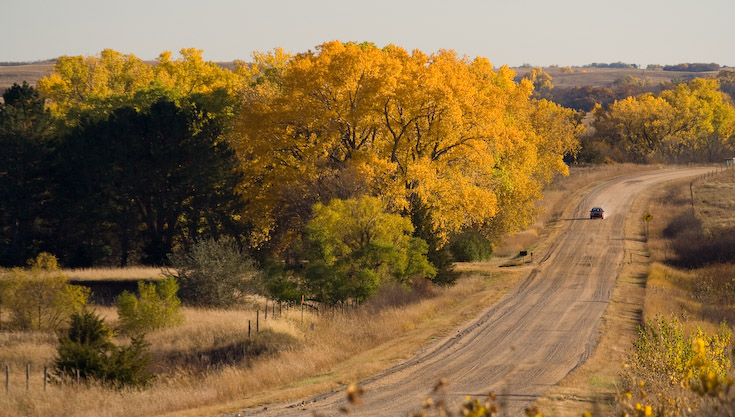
37,48 -> 246,123
522,67 -> 554,100
37,49 -> 154,120
594,78 -> 735,162
233,41 -> 581,249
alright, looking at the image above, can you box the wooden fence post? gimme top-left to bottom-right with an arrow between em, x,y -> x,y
264,301 -> 267,320
5,365 -> 8,394
256,310 -> 259,333
26,363 -> 29,392
248,320 -> 251,339
300,295 -> 304,323
44,366 -> 47,391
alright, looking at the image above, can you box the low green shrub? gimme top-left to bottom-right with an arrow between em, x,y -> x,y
54,309 -> 154,389
449,231 -> 493,262
116,276 -> 184,335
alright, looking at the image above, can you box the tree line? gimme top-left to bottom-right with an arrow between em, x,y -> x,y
2,42 -> 580,304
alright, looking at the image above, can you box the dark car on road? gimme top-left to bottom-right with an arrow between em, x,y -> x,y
590,207 -> 605,219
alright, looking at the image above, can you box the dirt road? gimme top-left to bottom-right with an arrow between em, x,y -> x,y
238,167 -> 713,417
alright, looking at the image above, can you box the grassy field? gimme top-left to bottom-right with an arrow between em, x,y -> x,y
60,266 -> 164,281
643,167 -> 735,331
0,164 -> 665,417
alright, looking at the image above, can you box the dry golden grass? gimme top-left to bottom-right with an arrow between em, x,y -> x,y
0,272 -> 520,417
692,167 -> 735,233
61,267 -> 165,281
641,168 -> 735,335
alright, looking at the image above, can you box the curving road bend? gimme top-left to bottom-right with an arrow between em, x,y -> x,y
238,167 -> 712,417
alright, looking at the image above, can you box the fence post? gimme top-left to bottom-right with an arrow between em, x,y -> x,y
75,369 -> 80,386
5,365 -> 8,394
264,301 -> 267,320
26,363 -> 29,392
256,310 -> 259,333
44,366 -> 47,391
248,320 -> 251,339
690,180 -> 695,211
301,295 -> 304,323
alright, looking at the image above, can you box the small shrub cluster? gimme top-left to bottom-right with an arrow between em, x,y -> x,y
0,253 -> 89,331
116,276 -> 184,335
53,309 -> 154,389
169,237 -> 259,308
619,316 -> 733,416
449,230 -> 493,262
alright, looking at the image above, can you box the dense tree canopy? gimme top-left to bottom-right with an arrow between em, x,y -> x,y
54,99 -> 244,266
37,48 -> 246,125
1,49 -> 248,267
593,78 -> 735,163
233,41 -> 581,252
0,82 -> 54,265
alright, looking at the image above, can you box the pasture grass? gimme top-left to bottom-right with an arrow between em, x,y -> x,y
61,266 -> 165,281
0,272 -> 521,417
642,168 -> 735,333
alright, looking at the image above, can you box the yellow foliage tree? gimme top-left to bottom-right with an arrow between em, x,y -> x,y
0,253 -> 89,331
233,41 -> 581,250
37,49 -> 154,120
522,67 -> 554,100
37,48 -> 246,123
594,78 -> 735,162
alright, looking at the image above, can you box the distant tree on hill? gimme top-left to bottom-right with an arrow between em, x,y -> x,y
522,67 -> 554,100
663,63 -> 721,72
584,62 -> 638,69
551,86 -> 616,111
717,69 -> 735,103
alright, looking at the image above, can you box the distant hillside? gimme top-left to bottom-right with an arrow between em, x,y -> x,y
513,66 -> 724,89
0,62 -> 56,92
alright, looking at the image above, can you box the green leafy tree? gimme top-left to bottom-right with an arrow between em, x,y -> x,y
260,258 -> 302,303
116,276 -> 183,335
169,237 -> 259,308
304,196 -> 435,304
449,230 -> 494,262
53,309 -> 154,389
0,82 -> 54,266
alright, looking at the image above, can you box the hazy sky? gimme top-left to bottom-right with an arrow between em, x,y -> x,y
3,0 -> 733,67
